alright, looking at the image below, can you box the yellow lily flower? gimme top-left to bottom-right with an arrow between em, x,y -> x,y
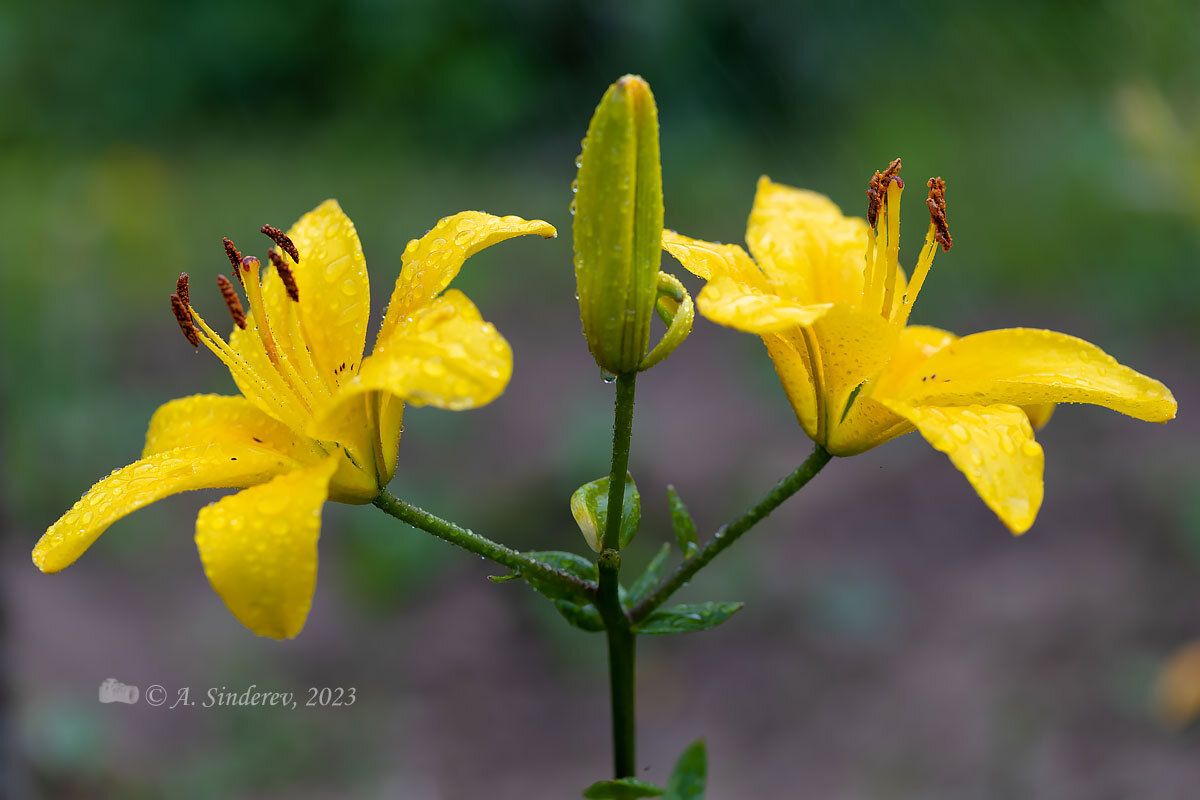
663,160 -> 1176,534
34,201 -> 555,638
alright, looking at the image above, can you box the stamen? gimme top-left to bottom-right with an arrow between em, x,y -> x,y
261,225 -> 300,263
223,238 -> 243,285
170,293 -> 200,348
866,158 -> 902,228
216,274 -> 247,329
175,273 -> 190,308
268,250 -> 300,302
926,177 -> 952,251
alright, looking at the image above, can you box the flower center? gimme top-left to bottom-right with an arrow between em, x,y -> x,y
860,158 -> 953,328
169,227 -> 334,434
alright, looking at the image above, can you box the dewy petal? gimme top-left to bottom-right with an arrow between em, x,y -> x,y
697,276 -> 832,334
143,394 -> 316,462
661,230 -> 767,286
278,200 -> 371,388
810,304 -> 900,437
378,212 -> 556,345
195,456 -> 339,639
33,444 -> 301,573
311,290 -> 510,439
745,176 -> 873,305
893,328 -> 1177,422
762,330 -> 820,441
880,400 -> 1045,535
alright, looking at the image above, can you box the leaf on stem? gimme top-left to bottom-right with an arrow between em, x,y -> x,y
664,740 -> 706,799
625,543 -> 671,609
519,550 -> 598,604
571,473 -> 642,551
554,600 -> 606,632
582,777 -> 665,798
667,487 -> 698,558
634,602 -> 743,635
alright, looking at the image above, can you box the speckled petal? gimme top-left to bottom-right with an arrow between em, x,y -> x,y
762,330 -> 819,441
881,401 -> 1045,534
810,304 -> 899,437
143,394 -> 315,462
195,456 -> 338,639
33,445 -> 300,573
277,200 -> 370,388
378,212 -> 555,344
311,290 -> 509,441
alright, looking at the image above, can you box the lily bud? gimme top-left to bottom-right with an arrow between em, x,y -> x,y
573,74 -> 664,375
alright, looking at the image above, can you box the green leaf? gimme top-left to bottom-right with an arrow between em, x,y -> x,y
582,777 -> 665,798
625,543 -> 671,609
520,550 -> 597,604
487,573 -> 520,583
570,473 -> 641,551
634,602 -> 743,635
667,487 -> 698,559
554,600 -> 605,633
664,740 -> 706,799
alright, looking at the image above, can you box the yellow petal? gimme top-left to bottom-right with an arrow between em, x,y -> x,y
697,276 -> 832,333
828,325 -> 957,455
311,290 -> 510,441
1021,403 -> 1056,430
745,176 -> 873,305
810,304 -> 900,437
880,401 -> 1045,534
378,212 -> 555,344
762,330 -> 820,441
33,444 -> 300,573
1156,640 -> 1200,728
277,200 -> 371,388
377,394 -> 405,484
894,328 -> 1177,422
195,456 -> 339,639
143,394 -> 315,462
661,230 -> 767,286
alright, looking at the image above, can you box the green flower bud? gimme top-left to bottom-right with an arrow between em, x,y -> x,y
573,74 -> 664,375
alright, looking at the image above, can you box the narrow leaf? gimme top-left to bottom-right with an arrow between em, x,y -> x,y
667,487 -> 698,558
664,740 -> 706,800
625,543 -> 671,609
583,777 -> 665,799
520,550 -> 597,604
634,602 -> 743,635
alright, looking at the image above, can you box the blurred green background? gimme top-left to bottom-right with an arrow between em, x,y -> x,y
2,0 -> 1198,797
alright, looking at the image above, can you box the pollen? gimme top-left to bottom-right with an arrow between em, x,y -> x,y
268,251 -> 300,302
216,274 -> 247,329
176,273 -> 191,308
223,238 -> 243,284
260,225 -> 301,263
170,293 -> 200,348
926,177 -> 952,251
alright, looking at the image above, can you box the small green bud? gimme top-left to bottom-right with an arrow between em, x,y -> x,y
573,74 -> 664,375
570,473 -> 641,552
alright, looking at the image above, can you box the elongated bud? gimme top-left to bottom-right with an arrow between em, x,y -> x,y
573,74 -> 664,375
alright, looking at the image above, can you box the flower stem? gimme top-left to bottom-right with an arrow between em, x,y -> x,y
628,444 -> 833,625
372,489 -> 596,600
595,371 -> 638,777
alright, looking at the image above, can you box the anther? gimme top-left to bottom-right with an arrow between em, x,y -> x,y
866,158 -> 902,228
170,293 -> 200,348
175,273 -> 190,308
260,225 -> 300,263
222,238 -> 242,271
268,250 -> 300,302
926,177 -> 952,251
216,274 -> 247,329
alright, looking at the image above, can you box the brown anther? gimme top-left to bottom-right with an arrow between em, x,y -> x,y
926,177 -> 952,251
222,238 -> 242,270
170,293 -> 200,348
866,158 -> 903,228
268,250 -> 300,302
216,274 -> 247,329
175,273 -> 190,308
260,225 -> 300,263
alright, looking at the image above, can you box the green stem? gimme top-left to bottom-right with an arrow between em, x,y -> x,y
595,371 -> 638,778
629,444 -> 833,625
372,490 -> 596,600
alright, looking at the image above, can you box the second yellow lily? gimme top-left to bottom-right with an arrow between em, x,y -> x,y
664,160 -> 1176,534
